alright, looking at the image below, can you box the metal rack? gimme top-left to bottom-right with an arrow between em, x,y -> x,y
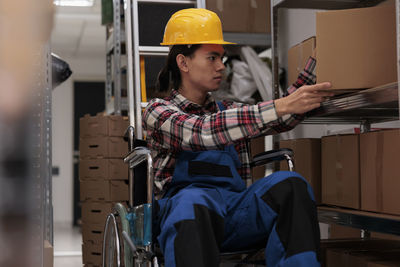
318,206 -> 400,236
32,42 -> 53,267
271,0 -> 400,234
105,0 -> 128,115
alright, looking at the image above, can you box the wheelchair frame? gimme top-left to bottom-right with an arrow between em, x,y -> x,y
102,127 -> 295,267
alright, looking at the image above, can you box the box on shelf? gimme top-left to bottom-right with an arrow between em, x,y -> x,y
328,224 -> 361,239
80,180 -> 129,202
316,1 -> 396,90
360,129 -> 400,215
326,248 -> 400,267
205,0 -> 270,33
81,202 -> 113,224
82,223 -> 105,244
321,134 -> 360,209
287,37 -> 316,86
320,239 -> 400,267
80,114 -> 129,138
80,136 -> 127,159
82,243 -> 103,266
279,138 -> 321,203
79,158 -> 128,180
368,260 -> 400,267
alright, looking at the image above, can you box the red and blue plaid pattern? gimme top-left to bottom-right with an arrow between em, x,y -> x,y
143,57 -> 316,198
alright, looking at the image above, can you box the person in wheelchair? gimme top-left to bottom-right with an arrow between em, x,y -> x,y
142,8 -> 332,267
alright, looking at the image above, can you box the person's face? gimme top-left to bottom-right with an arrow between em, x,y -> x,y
184,44 -> 226,92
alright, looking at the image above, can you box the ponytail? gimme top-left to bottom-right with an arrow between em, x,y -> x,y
156,44 -> 201,92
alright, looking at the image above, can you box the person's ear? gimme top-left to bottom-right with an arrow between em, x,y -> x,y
176,54 -> 188,72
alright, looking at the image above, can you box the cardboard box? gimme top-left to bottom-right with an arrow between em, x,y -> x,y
80,180 -> 129,202
79,159 -> 128,180
81,202 -> 113,224
287,37 -> 316,86
206,0 -> 270,33
321,239 -> 400,267
80,136 -> 127,159
80,114 -> 129,137
279,138 -> 321,203
321,134 -> 360,209
368,260 -> 400,267
316,1 -> 396,90
327,249 -> 400,267
44,240 -> 53,267
329,224 -> 361,239
360,129 -> 400,215
82,223 -> 105,244
82,243 -> 102,266
371,232 -> 400,241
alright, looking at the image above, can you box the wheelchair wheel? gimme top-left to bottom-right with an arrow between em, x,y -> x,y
103,203 -> 134,267
102,213 -> 122,267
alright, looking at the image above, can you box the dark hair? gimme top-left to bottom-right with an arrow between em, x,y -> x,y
156,44 -> 201,92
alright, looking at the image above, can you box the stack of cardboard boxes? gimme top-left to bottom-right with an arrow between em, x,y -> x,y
284,0 -> 399,214
280,129 -> 400,215
79,114 -> 129,266
288,1 -> 396,90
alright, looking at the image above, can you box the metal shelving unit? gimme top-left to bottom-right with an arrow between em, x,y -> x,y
30,42 -> 54,267
105,0 -> 128,115
125,0 -> 203,139
271,0 -> 400,235
318,206 -> 400,236
305,82 -> 399,124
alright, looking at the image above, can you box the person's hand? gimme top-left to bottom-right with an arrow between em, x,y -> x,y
274,82 -> 333,117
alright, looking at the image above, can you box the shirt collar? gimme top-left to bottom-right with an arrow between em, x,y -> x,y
170,89 -> 218,114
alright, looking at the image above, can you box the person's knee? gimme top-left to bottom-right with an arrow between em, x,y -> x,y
261,176 -> 315,212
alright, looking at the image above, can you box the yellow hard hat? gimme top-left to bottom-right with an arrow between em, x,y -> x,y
160,8 -> 235,46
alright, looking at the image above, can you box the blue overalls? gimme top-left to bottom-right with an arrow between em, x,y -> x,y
155,105 -> 320,267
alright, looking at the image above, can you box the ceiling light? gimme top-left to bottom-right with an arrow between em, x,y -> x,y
54,0 -> 94,7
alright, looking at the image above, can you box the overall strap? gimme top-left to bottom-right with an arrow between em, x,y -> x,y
217,101 -> 225,112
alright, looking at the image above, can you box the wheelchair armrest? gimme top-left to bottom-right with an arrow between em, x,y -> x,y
124,146 -> 151,168
250,148 -> 294,170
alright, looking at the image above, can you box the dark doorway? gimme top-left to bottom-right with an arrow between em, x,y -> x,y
73,81 -> 105,226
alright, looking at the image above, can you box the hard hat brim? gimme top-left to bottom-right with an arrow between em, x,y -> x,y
160,40 -> 236,46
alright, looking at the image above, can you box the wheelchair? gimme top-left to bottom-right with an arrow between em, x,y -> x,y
102,126 -> 295,267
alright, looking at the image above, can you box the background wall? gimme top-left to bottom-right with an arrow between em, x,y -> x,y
52,55 -> 105,224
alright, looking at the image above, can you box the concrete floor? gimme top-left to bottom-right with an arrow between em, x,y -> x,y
53,222 -> 82,267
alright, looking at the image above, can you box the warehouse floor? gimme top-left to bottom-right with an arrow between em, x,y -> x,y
54,223 -> 82,267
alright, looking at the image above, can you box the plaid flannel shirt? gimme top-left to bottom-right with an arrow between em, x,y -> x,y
143,57 -> 316,198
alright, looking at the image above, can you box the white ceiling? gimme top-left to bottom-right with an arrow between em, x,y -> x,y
51,0 -> 105,59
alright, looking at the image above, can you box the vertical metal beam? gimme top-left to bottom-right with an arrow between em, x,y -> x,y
271,1 -> 281,158
125,0 -> 136,128
113,0 -> 122,115
196,0 -> 205,8
271,3 -> 279,100
44,43 -> 53,245
106,52 -> 113,113
132,0 -> 143,139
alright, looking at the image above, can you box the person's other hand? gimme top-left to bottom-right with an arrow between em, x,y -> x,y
274,82 -> 333,117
